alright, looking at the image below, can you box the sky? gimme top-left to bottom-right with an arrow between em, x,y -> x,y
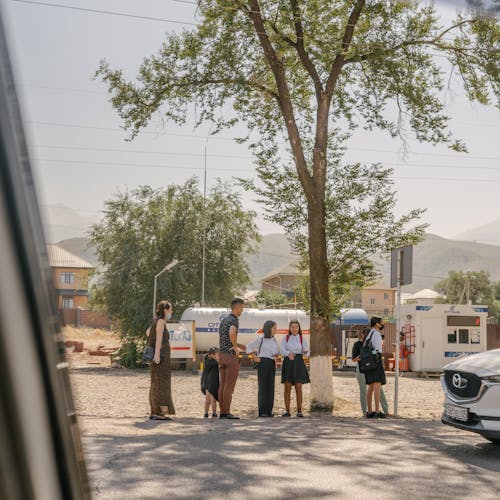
1,0 -> 499,243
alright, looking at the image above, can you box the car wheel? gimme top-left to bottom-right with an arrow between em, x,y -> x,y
485,437 -> 500,445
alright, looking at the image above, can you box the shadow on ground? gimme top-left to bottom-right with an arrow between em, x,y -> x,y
82,416 -> 500,499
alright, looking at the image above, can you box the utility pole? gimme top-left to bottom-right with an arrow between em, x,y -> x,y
201,133 -> 210,307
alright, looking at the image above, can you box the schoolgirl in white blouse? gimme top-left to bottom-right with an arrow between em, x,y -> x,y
247,320 -> 279,417
280,320 -> 310,417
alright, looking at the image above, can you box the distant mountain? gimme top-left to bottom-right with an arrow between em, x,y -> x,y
55,237 -> 99,267
453,219 -> 500,246
55,232 -> 500,293
41,204 -> 100,243
246,233 -> 297,287
377,233 -> 500,292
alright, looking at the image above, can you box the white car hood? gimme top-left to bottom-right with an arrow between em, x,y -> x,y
443,348 -> 500,378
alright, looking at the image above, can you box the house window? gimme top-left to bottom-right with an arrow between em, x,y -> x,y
62,297 -> 74,309
60,272 -> 75,284
370,298 -> 375,305
384,293 -> 389,300
384,308 -> 389,316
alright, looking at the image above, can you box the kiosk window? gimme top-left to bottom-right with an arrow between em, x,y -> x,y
459,329 -> 469,344
448,330 -> 457,343
447,316 -> 480,327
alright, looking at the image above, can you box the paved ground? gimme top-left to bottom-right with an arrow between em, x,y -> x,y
81,415 -> 500,499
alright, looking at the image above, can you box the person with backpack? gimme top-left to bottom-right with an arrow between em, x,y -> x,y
201,347 -> 219,418
360,316 -> 387,419
280,320 -> 310,417
352,327 -> 388,418
246,320 -> 279,417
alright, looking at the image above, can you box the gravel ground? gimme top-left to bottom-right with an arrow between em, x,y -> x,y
65,327 -> 445,424
69,361 -> 444,423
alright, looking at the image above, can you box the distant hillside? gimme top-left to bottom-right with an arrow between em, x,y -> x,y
55,232 -> 500,292
453,219 -> 500,246
376,233 -> 500,292
246,233 -> 297,287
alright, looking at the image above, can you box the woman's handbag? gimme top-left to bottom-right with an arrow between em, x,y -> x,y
142,345 -> 155,365
252,338 -> 264,369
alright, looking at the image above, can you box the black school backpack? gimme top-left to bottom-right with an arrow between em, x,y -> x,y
358,330 -> 381,373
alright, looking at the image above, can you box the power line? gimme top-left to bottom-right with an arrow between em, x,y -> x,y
28,121 -> 500,161
27,120 -> 237,141
394,176 -> 500,183
33,157 -> 251,172
34,158 -> 500,183
12,0 -> 198,26
31,143 -> 500,167
33,144 -> 251,160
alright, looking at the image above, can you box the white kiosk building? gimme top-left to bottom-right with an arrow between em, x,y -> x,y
400,303 -> 488,372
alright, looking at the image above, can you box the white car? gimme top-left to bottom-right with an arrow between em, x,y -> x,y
441,348 -> 500,444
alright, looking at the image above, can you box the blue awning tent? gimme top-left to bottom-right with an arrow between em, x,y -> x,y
332,308 -> 369,326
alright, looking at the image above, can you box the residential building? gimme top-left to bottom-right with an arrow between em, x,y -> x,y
360,283 -> 396,318
260,261 -> 300,299
47,245 -> 94,309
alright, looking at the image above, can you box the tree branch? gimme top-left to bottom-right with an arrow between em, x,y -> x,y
243,0 -> 315,196
326,0 -> 366,96
289,0 -> 324,100
344,19 -> 480,64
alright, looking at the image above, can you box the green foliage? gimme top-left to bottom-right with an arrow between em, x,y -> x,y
95,1 -> 499,353
434,270 -> 493,304
90,178 -> 259,364
254,289 -> 291,308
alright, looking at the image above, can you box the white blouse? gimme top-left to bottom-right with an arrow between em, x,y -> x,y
246,337 -> 279,359
280,334 -> 310,357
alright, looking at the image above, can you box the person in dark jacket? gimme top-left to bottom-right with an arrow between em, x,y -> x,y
352,327 -> 388,417
201,347 -> 219,418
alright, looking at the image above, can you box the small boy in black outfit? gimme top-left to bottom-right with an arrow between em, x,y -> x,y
201,347 -> 219,418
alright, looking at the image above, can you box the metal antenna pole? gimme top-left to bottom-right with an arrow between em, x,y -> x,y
394,250 -> 402,417
201,140 -> 207,307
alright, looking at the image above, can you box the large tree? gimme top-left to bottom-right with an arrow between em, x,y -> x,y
435,270 -> 493,305
97,1 -> 499,408
90,178 -> 259,366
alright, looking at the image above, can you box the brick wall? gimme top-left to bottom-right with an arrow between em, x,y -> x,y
59,308 -> 112,329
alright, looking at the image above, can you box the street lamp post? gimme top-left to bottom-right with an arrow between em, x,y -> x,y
152,259 -> 180,316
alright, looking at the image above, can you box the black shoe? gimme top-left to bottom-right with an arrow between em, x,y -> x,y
378,412 -> 386,419
366,412 -> 376,419
224,413 -> 240,420
282,412 -> 291,417
297,412 -> 304,418
219,413 -> 227,419
212,413 -> 217,418
203,413 -> 209,418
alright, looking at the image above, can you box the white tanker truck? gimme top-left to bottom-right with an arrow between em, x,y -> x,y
180,307 -> 310,352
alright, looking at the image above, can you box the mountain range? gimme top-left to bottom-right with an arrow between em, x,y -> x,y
55,231 -> 500,293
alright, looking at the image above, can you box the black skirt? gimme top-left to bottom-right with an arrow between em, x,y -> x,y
281,355 -> 310,385
364,361 -> 386,385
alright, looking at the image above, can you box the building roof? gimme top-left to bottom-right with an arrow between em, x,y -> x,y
260,261 -> 300,282
47,245 -> 94,269
406,288 -> 444,300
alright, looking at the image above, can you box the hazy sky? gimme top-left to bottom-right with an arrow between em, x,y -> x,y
2,0 -> 499,242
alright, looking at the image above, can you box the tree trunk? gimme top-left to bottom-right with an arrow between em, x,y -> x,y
307,203 -> 334,411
